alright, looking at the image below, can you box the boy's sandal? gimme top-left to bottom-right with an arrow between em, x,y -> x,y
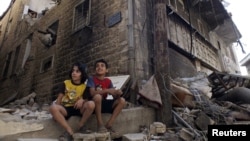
106,126 -> 120,138
97,125 -> 108,133
58,131 -> 73,141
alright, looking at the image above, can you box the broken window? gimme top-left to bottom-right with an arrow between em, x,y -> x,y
40,56 -> 54,73
47,21 -> 59,46
37,21 -> 59,47
22,5 -> 38,19
73,0 -> 91,32
22,5 -> 39,26
28,9 -> 38,18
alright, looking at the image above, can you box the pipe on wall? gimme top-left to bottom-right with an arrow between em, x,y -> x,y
128,0 -> 135,79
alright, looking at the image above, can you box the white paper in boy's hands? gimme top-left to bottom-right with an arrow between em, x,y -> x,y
107,75 -> 130,89
106,75 -> 130,100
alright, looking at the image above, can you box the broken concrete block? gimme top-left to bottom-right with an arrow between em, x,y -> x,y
23,114 -> 37,120
149,122 -> 166,135
95,132 -> 111,141
17,138 -> 57,141
28,98 -> 35,106
171,83 -> 195,108
164,131 -> 179,141
150,135 -> 167,140
73,132 -> 110,141
178,128 -> 194,141
73,133 -> 95,141
194,111 -> 211,130
122,133 -> 148,141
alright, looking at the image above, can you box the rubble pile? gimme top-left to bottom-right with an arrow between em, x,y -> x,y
1,72 -> 250,141
0,92 -> 52,138
0,92 -> 52,121
166,72 -> 250,141
136,72 -> 250,141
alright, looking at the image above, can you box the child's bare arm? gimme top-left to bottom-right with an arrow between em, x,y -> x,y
55,93 -> 64,105
107,89 -> 123,97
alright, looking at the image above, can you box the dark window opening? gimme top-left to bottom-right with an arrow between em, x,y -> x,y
28,9 -> 38,18
47,20 -> 59,46
40,56 -> 54,73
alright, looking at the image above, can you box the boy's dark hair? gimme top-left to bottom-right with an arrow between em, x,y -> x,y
69,62 -> 88,83
94,59 -> 109,68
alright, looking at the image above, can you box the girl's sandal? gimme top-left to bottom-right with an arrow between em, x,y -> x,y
58,131 -> 73,141
97,125 -> 108,133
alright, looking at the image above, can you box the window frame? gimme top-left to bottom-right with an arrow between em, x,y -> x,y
72,0 -> 91,33
40,55 -> 54,73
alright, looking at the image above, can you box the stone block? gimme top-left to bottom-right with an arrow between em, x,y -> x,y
149,122 -> 166,135
122,133 -> 148,141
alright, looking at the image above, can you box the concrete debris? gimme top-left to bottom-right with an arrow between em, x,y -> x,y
0,92 -> 52,139
17,139 -> 57,141
73,132 -> 111,141
174,72 -> 212,98
149,122 -> 166,135
0,119 -> 44,138
7,92 -> 37,107
178,128 -> 194,141
0,108 -> 15,113
171,83 -> 195,108
194,111 -> 211,131
122,133 -> 148,141
1,73 -> 250,141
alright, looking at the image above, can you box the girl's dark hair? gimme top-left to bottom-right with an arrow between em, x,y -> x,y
94,59 -> 109,68
69,62 -> 88,83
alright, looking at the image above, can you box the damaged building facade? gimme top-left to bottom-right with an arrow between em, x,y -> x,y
0,0 -> 242,105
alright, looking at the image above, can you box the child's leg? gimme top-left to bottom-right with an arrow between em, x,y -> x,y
49,104 -> 74,135
106,97 -> 126,128
79,101 -> 95,128
92,94 -> 105,127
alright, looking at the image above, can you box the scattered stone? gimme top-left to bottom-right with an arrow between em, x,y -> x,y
73,133 -> 96,141
122,133 -> 148,141
194,111 -> 211,130
17,138 -> 57,141
178,128 -> 194,141
0,108 -> 15,113
149,122 -> 166,135
0,119 -> 44,138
